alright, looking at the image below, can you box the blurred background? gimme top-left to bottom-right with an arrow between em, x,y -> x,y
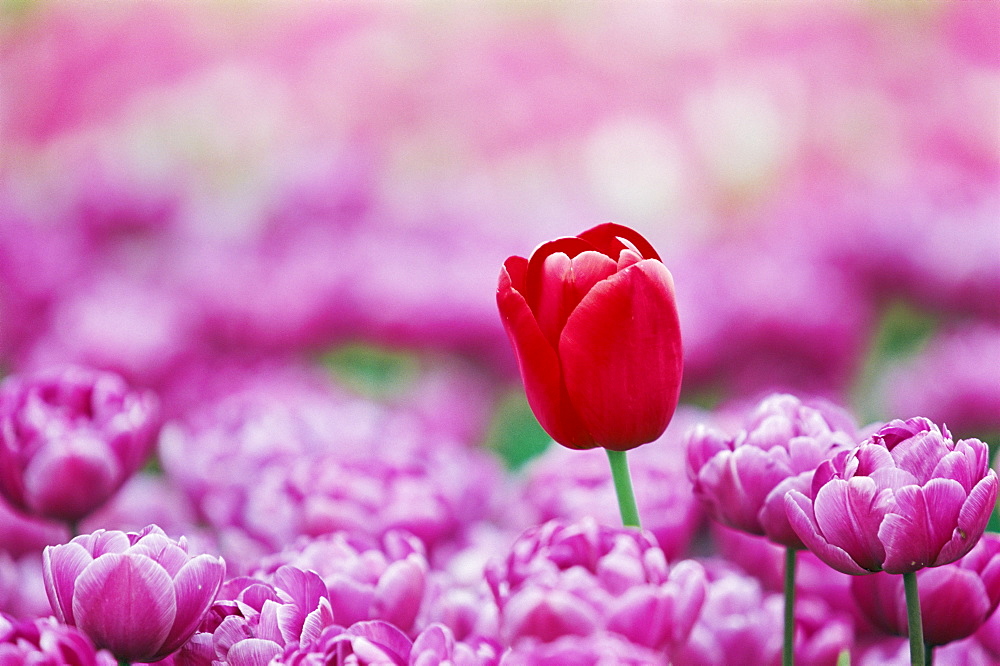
1,0 -> 998,460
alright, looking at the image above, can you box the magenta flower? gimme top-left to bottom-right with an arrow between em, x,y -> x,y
253,531 -> 428,634
851,533 -> 1000,646
0,615 -> 117,665
686,394 -> 857,548
177,565 -> 334,666
0,366 -> 159,522
279,620 -> 413,666
785,417 -> 998,575
42,525 -> 225,663
486,519 -> 705,657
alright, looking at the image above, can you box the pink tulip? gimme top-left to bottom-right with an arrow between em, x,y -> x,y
0,615 -> 117,665
0,366 -> 159,523
497,223 -> 682,451
686,393 -> 857,548
786,417 -> 998,575
42,525 -> 225,663
486,518 -> 705,656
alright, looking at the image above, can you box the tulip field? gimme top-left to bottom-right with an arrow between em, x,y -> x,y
1,2 -> 998,665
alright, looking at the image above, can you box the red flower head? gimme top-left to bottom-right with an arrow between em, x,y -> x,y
497,223 -> 682,451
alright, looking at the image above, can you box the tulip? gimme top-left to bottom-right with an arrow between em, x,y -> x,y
785,417 -> 998,575
851,533 -> 1000,647
0,615 -> 117,665
0,366 -> 159,524
686,393 -> 857,548
496,223 -> 682,451
43,525 -> 225,663
486,518 -> 705,657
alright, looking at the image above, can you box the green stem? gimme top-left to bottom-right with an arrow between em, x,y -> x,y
903,572 -> 925,666
118,659 -> 130,666
606,449 -> 641,528
784,547 -> 797,666
925,643 -> 933,666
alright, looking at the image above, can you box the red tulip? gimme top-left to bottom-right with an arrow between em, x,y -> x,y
497,223 -> 682,451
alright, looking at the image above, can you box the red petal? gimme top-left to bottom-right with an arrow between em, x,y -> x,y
497,264 -> 596,449
577,223 -> 662,262
558,260 -> 681,450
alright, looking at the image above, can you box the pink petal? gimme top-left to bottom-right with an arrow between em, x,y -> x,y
937,473 -> 999,565
43,541 -> 94,624
879,480 -> 964,574
344,620 -> 413,663
785,489 -> 869,575
559,260 -> 682,450
497,260 -> 595,449
224,638 -> 282,666
158,554 -> 226,657
23,441 -> 119,521
813,477 -> 888,572
72,553 -> 176,662
373,557 -> 425,631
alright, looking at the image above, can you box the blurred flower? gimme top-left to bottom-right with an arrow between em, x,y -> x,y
882,324 -> 1000,438
672,570 -> 782,666
0,614 -> 116,665
497,223 -> 682,451
500,631 -> 664,665
786,417 -> 998,574
43,525 -> 225,663
279,620 -> 412,666
518,407 -> 705,560
686,393 -> 857,548
486,518 -> 705,657
0,551 -> 51,619
0,366 -> 159,523
0,494 -> 68,558
851,533 -> 1000,647
254,531 -> 428,635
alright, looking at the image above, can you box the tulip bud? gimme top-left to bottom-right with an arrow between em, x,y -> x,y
42,525 -> 225,663
497,223 -> 682,451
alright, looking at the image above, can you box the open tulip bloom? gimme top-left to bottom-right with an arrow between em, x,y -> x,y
497,223 -> 682,527
785,417 -> 998,665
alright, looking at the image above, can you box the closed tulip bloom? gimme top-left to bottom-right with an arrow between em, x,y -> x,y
43,525 -> 225,663
497,223 -> 682,451
0,366 -> 159,522
686,394 -> 857,548
851,533 -> 1000,646
786,418 -> 998,575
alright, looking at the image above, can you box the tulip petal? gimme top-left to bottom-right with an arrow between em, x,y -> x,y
224,638 -> 282,666
498,261 -> 596,449
73,553 -> 175,662
43,542 -> 94,624
937,473 -> 999,565
158,554 -> 226,658
23,440 -> 119,521
577,223 -> 662,262
814,477 -> 889,572
879,480 -> 964,574
559,260 -> 682,450
784,488 -> 872,575
919,568 -> 991,645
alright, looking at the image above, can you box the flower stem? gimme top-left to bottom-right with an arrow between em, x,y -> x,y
903,571 -> 925,666
606,449 -> 640,528
784,547 -> 797,666
118,660 -> 130,666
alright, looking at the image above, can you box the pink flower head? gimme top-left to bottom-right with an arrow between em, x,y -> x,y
0,366 -> 159,522
42,525 -> 226,663
178,565 -> 334,666
785,417 -> 998,575
851,533 -> 1000,646
497,223 -> 682,451
686,393 -> 857,548
0,615 -> 117,665
280,620 -> 413,666
254,531 -> 428,634
486,518 -> 705,657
